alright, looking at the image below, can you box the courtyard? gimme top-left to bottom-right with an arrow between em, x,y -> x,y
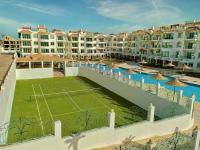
8,77 -> 147,144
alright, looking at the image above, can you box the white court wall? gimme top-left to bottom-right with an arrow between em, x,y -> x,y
16,68 -> 53,80
65,67 -> 79,76
0,61 -> 16,144
78,68 -> 187,118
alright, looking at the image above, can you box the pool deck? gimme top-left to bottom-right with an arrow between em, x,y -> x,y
117,62 -> 200,86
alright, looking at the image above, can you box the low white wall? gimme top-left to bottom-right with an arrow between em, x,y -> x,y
65,67 -> 79,76
0,114 -> 193,150
73,114 -> 193,150
0,61 -> 16,144
16,68 -> 53,80
78,68 -> 187,118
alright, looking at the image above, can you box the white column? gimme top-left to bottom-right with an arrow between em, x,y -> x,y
54,121 -> 62,139
147,103 -> 155,122
28,61 -> 31,69
189,94 -> 195,116
110,69 -> 113,78
192,127 -> 200,150
146,139 -> 153,150
128,75 -> 131,85
140,78 -> 144,89
103,66 -> 106,75
118,72 -> 121,81
51,61 -> 54,68
156,82 -> 160,96
64,61 -> 66,67
177,90 -> 183,104
41,61 -> 44,68
108,109 -> 115,129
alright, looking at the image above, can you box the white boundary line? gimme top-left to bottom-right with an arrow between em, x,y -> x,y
38,84 -> 54,122
31,84 -> 45,135
32,88 -> 101,97
89,90 -> 126,121
53,106 -> 105,117
62,89 -> 82,111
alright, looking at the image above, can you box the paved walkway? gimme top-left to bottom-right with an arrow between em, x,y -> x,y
0,54 -> 13,88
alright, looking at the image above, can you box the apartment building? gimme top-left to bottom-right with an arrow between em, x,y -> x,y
18,26 -> 69,57
106,33 -> 127,59
106,21 -> 200,70
67,29 -> 106,60
1,35 -> 20,54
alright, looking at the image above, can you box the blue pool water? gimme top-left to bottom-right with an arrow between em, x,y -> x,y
79,63 -> 200,101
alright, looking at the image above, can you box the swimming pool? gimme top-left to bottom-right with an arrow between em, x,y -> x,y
78,63 -> 200,102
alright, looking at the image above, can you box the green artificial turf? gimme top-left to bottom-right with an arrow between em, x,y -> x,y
8,76 -> 147,144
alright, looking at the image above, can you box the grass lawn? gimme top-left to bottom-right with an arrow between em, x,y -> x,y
8,77 -> 147,144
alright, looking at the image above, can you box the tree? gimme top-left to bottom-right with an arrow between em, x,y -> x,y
13,116 -> 31,142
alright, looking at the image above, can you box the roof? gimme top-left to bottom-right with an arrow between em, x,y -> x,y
16,54 -> 65,62
0,54 -> 14,88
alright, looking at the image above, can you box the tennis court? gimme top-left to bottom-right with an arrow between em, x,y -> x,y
8,77 -> 147,143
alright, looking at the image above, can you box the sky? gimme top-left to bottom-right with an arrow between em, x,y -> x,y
0,0 -> 200,37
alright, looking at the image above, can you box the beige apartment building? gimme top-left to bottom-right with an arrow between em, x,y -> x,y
15,22 -> 200,70
106,21 -> 200,70
1,35 -> 20,54
67,29 -> 106,60
18,26 -> 69,57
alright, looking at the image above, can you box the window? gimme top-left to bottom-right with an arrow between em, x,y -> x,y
186,52 -> 194,59
178,33 -> 183,38
187,43 -> 193,49
72,43 -> 78,47
23,41 -> 31,46
22,34 -> 31,39
34,41 -> 38,45
40,35 -> 49,39
57,36 -> 63,40
40,42 -> 49,47
34,48 -> 39,53
33,34 -> 38,38
81,49 -> 84,53
57,49 -> 64,53
41,48 -> 49,53
23,48 -> 31,53
58,42 -> 64,47
163,33 -> 174,39
176,42 -> 182,48
72,49 -> 78,53
50,35 -> 54,39
81,37 -> 84,40
81,43 -> 84,46
162,51 -> 169,57
72,37 -> 78,41
51,49 -> 55,53
51,42 -> 54,46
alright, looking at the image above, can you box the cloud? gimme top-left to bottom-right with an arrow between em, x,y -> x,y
0,16 -> 34,37
87,0 -> 185,26
103,24 -> 144,34
1,0 -> 66,16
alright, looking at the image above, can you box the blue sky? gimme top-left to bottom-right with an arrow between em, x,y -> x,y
0,0 -> 200,37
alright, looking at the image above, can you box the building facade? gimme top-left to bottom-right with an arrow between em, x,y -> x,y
1,35 -> 20,54
67,30 -> 106,60
106,21 -> 200,70
17,22 -> 200,70
18,26 -> 69,57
